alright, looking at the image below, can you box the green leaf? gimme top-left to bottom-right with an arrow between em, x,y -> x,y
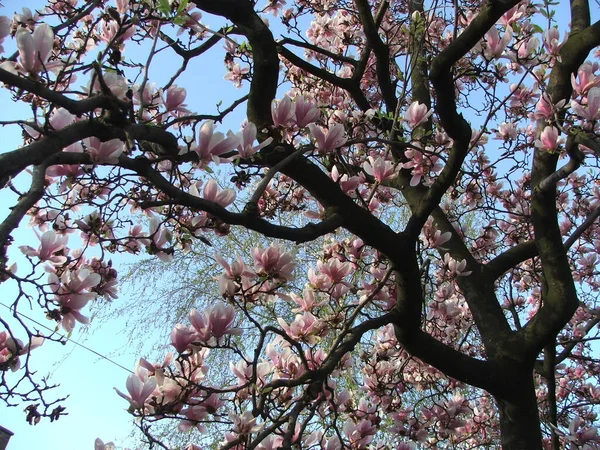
532,24 -> 544,34
157,0 -> 171,15
177,0 -> 189,14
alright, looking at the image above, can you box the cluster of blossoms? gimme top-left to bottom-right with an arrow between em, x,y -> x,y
0,0 -> 599,448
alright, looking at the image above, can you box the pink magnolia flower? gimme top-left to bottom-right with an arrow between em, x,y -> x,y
343,419 -> 376,448
49,268 -> 101,331
164,85 -> 190,114
277,312 -> 323,344
0,16 -> 10,54
443,253 -> 472,277
98,19 -> 136,45
0,332 -> 44,372
146,215 -> 173,262
115,0 -> 128,13
515,36 -> 540,61
331,165 -> 361,194
533,95 -> 566,120
230,411 -> 263,435
405,101 -> 432,128
494,122 -> 518,141
170,323 -> 198,353
288,287 -> 325,312
50,108 -> 75,130
252,245 -> 295,280
363,156 -> 398,182
543,27 -> 563,56
205,303 -> 242,340
85,137 -> 124,164
224,63 -> 249,88
201,179 -> 236,207
87,72 -> 129,99
571,62 -> 599,96
572,87 -> 600,121
534,126 -> 564,152
317,258 -> 353,283
215,254 -> 255,296
293,95 -> 321,128
430,229 -> 452,249
94,438 -> 115,450
483,26 -> 512,59
16,23 -> 54,75
191,120 -> 241,167
236,122 -> 273,159
115,372 -> 157,410
20,230 -> 69,265
271,95 -> 295,128
308,123 -> 347,153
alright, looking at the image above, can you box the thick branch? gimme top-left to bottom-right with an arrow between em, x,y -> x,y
485,241 -> 538,280
524,19 -> 600,355
195,0 -> 279,129
355,0 -> 397,112
0,68 -> 128,116
278,37 -> 358,66
0,165 -> 48,260
393,325 -> 501,393
278,46 -> 371,111
118,156 -> 345,244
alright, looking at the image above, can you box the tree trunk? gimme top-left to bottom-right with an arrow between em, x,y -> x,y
495,375 -> 543,450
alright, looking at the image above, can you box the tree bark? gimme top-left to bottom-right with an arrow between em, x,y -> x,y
495,374 -> 543,450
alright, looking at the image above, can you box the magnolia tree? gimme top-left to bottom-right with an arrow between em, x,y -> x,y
0,0 -> 599,448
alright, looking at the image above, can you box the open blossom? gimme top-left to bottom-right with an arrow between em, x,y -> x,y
205,303 -> 242,340
331,165 -> 361,194
271,96 -> 295,128
317,258 -> 353,283
235,122 -> 273,159
94,438 -> 115,450
191,120 -> 241,167
363,156 -> 398,182
343,419 -> 377,448
308,123 -> 347,153
170,324 -> 198,353
443,253 -> 472,277
115,372 -> 157,410
543,27 -> 563,56
201,179 -> 236,207
87,72 -> 129,99
534,126 -> 564,152
571,62 -> 599,96
85,137 -> 124,164
572,87 -> 600,121
230,411 -> 263,435
0,16 -> 10,54
215,254 -> 255,296
293,95 -> 321,128
494,122 -> 518,141
533,95 -> 566,120
252,245 -> 295,280
224,63 -> 249,88
483,25 -> 512,59
0,332 -> 44,372
16,23 -> 54,75
405,101 -> 432,128
278,312 -> 323,343
20,230 -> 69,265
163,85 -> 190,114
49,268 -> 101,332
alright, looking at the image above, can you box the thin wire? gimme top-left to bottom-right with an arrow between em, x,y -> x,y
0,301 -> 134,374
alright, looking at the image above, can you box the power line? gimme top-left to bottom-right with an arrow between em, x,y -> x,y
0,301 -> 134,374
